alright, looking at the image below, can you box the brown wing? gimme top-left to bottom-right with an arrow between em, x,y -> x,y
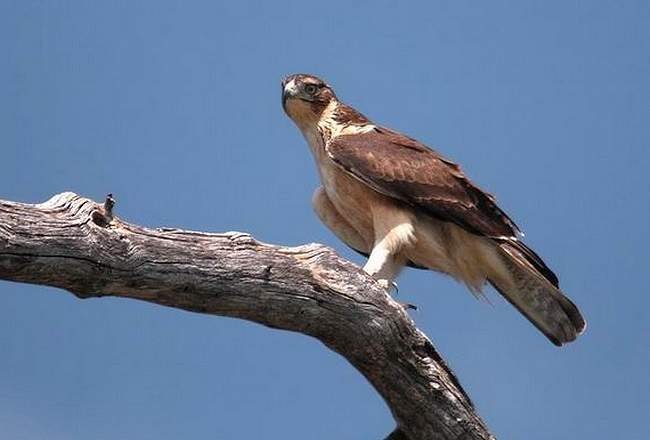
326,126 -> 521,239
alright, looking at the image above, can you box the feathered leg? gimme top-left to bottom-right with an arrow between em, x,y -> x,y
363,203 -> 415,287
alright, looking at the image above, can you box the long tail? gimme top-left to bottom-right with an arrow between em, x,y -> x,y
489,240 -> 586,346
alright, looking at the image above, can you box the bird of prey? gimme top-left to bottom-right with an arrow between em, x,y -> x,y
281,73 -> 586,346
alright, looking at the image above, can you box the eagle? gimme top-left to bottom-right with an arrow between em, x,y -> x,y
281,73 -> 586,346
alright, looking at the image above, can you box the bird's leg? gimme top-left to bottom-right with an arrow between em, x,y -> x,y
364,206 -> 414,294
364,251 -> 415,309
363,239 -> 418,311
363,245 -> 391,278
363,242 -> 405,294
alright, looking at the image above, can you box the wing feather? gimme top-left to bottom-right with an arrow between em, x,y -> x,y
326,127 -> 521,239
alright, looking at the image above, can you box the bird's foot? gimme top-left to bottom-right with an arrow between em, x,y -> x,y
375,279 -> 415,310
377,279 -> 399,295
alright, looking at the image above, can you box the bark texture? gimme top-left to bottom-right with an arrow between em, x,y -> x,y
0,192 -> 495,440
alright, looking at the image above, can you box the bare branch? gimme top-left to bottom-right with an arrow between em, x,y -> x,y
0,192 -> 495,440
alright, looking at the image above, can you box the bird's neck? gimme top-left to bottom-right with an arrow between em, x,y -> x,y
316,101 -> 375,143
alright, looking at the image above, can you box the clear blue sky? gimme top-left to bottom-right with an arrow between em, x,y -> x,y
1,1 -> 648,439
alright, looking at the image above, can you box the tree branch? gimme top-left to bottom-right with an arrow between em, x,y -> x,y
0,192 -> 495,440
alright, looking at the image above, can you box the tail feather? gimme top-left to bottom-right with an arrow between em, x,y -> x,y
490,241 -> 586,346
502,239 -> 559,287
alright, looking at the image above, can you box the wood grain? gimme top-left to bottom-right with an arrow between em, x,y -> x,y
0,192 -> 495,440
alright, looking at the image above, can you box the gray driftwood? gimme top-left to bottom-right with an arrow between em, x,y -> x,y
0,192 -> 495,440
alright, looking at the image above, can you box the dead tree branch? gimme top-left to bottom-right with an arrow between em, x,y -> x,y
0,192 -> 495,440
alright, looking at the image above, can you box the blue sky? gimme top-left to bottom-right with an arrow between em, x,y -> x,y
1,1 -> 648,439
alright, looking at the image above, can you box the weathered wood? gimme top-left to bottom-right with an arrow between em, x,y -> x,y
0,192 -> 495,440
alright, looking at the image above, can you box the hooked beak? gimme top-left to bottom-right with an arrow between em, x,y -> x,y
281,77 -> 300,112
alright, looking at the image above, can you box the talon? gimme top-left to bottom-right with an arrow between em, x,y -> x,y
377,279 -> 391,290
376,279 -> 399,295
399,302 -> 418,311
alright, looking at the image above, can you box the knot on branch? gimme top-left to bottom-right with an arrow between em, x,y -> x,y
91,193 -> 115,227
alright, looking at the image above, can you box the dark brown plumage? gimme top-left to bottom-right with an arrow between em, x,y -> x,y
327,127 -> 521,239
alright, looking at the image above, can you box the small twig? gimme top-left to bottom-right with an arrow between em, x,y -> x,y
104,193 -> 115,218
90,193 -> 115,227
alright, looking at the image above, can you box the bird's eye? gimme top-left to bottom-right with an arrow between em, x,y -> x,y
304,84 -> 318,95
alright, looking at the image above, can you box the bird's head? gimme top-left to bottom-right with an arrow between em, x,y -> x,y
282,73 -> 337,128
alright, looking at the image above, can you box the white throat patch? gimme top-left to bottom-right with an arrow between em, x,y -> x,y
318,101 -> 376,139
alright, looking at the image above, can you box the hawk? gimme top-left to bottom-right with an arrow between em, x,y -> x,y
281,73 -> 586,346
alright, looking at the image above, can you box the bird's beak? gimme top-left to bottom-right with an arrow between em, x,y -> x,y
282,78 -> 299,112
